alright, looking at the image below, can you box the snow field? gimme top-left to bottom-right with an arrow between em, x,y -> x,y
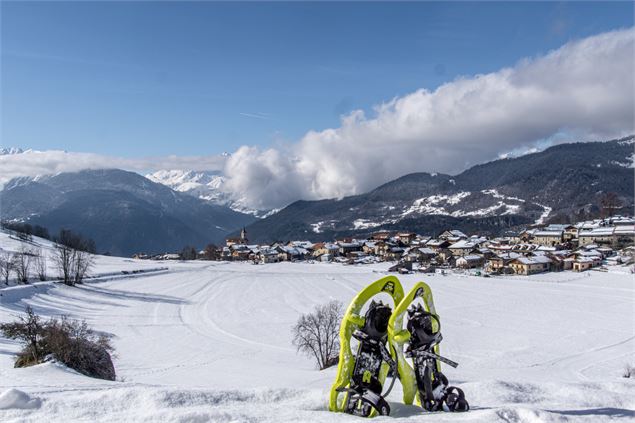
0,232 -> 633,422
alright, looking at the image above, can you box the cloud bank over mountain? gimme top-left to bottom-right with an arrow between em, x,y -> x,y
0,150 -> 227,187
222,28 -> 634,209
2,28 -> 633,210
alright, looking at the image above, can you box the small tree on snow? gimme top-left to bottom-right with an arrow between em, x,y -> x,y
13,247 -> 32,284
33,248 -> 47,281
72,249 -> 93,284
54,242 -> 75,285
292,300 -> 343,370
0,250 -> 13,285
54,245 -> 93,286
0,306 -> 46,365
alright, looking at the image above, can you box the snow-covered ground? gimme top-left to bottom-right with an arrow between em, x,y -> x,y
0,234 -> 634,422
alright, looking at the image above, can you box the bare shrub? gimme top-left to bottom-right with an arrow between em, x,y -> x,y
53,235 -> 94,286
624,363 -> 635,378
33,248 -> 47,281
72,249 -> 94,284
45,317 -> 115,380
12,247 -> 32,284
0,306 -> 116,380
0,306 -> 46,366
292,300 -> 343,370
54,242 -> 74,285
0,250 -> 13,285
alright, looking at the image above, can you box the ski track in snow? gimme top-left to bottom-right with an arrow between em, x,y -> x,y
0,255 -> 634,422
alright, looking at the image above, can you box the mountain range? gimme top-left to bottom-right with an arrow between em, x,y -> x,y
1,136 -> 632,253
241,136 -> 634,243
0,169 -> 256,256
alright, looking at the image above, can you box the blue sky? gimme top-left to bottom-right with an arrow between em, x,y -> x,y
2,1 -> 633,157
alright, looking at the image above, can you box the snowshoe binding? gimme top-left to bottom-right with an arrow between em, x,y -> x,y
329,276 -> 405,417
388,282 -> 469,413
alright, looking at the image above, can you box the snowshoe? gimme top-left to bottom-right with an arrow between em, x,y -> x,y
329,276 -> 405,417
388,282 -> 469,413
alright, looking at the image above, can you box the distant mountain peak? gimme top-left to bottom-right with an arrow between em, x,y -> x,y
0,168 -> 256,256
147,169 -> 274,218
0,147 -> 26,155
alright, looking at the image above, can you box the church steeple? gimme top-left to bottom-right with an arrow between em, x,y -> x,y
240,227 -> 247,242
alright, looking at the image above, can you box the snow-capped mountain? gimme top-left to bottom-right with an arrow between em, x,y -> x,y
0,147 -> 26,155
0,169 -> 256,256
146,169 -> 274,218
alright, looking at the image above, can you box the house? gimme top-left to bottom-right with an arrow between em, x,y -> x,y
362,241 -> 378,255
572,257 -> 599,272
578,227 -> 615,247
287,240 -> 314,250
509,256 -> 552,275
448,239 -> 479,257
532,230 -> 563,247
386,246 -> 404,261
425,239 -> 451,252
562,225 -> 578,242
575,249 -> 603,260
548,250 -> 573,271
257,248 -> 279,264
411,236 -> 431,247
389,261 -> 412,273
371,231 -> 393,241
476,247 -> 495,259
518,229 -> 536,243
277,245 -> 309,261
230,244 -> 251,261
396,232 -> 416,245
456,254 -> 484,269
415,247 -> 437,263
312,243 -> 339,258
338,241 -> 362,256
439,230 -> 468,242
402,246 -> 434,263
614,225 -> 635,248
486,252 -> 520,273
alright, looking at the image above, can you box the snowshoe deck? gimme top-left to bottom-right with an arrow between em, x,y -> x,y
329,276 -> 404,416
388,282 -> 469,412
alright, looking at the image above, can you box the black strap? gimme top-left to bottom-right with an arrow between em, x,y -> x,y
410,346 -> 459,368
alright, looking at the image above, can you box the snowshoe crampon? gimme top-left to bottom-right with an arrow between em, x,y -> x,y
388,281 -> 470,412
329,276 -> 404,417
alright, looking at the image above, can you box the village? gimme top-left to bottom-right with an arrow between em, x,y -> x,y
135,215 -> 635,276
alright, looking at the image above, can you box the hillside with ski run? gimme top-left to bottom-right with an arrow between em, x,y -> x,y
0,231 -> 633,422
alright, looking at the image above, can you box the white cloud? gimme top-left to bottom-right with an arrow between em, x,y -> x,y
2,29 -> 633,211
222,28 -> 634,209
0,150 -> 227,187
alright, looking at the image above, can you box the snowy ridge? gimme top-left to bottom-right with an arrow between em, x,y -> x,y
330,189 -> 542,233
402,192 -> 472,217
400,190 -> 526,219
352,219 -> 384,230
0,147 -> 26,155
